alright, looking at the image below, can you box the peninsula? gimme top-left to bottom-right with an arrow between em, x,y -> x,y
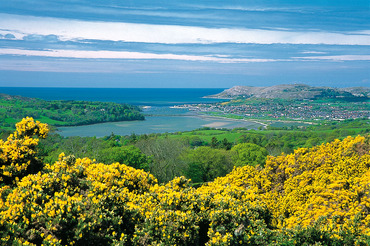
207,84 -> 370,100
0,93 -> 144,130
191,84 -> 370,123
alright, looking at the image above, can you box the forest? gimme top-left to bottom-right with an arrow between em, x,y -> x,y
0,94 -> 144,129
0,117 -> 369,245
3,117 -> 364,183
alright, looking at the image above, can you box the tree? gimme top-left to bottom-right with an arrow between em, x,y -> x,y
231,143 -> 268,167
210,137 -> 219,148
220,138 -> 232,150
135,138 -> 189,183
98,145 -> 152,171
187,136 -> 206,147
182,146 -> 233,183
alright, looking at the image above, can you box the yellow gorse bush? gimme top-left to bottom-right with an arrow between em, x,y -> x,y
0,117 -> 48,184
214,135 -> 370,236
0,118 -> 369,245
265,136 -> 370,233
1,152 -> 157,245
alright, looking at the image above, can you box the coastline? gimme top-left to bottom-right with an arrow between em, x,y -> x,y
194,114 -> 267,128
57,113 -> 265,137
196,113 -> 319,128
202,96 -> 231,100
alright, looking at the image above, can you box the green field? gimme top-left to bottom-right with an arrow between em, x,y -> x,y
158,118 -> 370,153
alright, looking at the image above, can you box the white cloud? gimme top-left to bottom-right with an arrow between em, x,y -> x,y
293,55 -> 370,61
301,51 -> 327,54
0,48 -> 276,63
182,4 -> 306,13
1,14 -> 370,45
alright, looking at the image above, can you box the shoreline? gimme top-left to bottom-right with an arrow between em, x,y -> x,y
194,114 -> 267,128
202,96 -> 231,100
56,114 -> 266,137
196,113 -> 319,128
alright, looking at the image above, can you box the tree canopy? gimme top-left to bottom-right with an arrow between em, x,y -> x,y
231,143 -> 268,167
1,118 -> 369,245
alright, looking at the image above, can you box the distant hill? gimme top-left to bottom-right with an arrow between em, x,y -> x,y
207,84 -> 370,100
0,93 -> 31,101
0,93 -> 144,129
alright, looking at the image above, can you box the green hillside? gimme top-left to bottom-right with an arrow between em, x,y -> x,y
0,93 -> 144,129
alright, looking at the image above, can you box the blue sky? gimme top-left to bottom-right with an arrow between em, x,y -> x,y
0,0 -> 369,88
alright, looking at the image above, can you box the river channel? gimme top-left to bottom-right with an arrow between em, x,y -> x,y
58,107 -> 263,137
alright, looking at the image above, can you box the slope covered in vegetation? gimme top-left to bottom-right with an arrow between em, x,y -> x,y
208,84 -> 370,100
0,118 -> 369,245
0,94 -> 144,129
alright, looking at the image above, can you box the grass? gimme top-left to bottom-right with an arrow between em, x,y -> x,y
165,129 -> 258,143
37,116 -> 68,125
158,118 -> 369,146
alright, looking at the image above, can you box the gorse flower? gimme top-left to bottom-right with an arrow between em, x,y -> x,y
0,118 -> 369,245
0,117 -> 48,184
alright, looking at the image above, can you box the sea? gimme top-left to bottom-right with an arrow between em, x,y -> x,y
0,87 -> 263,137
0,87 -> 225,106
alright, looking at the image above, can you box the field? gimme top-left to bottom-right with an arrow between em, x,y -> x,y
163,118 -> 370,147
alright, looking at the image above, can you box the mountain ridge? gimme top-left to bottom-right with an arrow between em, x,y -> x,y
206,84 -> 370,100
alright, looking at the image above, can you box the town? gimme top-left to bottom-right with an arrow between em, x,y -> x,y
176,99 -> 370,121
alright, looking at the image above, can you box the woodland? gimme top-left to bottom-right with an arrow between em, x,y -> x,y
0,94 -> 144,129
0,117 -> 369,245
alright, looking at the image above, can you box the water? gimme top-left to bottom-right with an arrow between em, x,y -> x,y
0,87 -> 225,106
57,115 -> 263,137
1,87 -> 263,137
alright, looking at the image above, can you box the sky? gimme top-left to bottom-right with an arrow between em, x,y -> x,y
0,0 -> 369,88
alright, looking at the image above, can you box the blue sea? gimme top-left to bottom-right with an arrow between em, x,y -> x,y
0,87 -> 263,137
0,87 -> 226,106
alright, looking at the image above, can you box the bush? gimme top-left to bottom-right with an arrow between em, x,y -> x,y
0,119 -> 369,245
